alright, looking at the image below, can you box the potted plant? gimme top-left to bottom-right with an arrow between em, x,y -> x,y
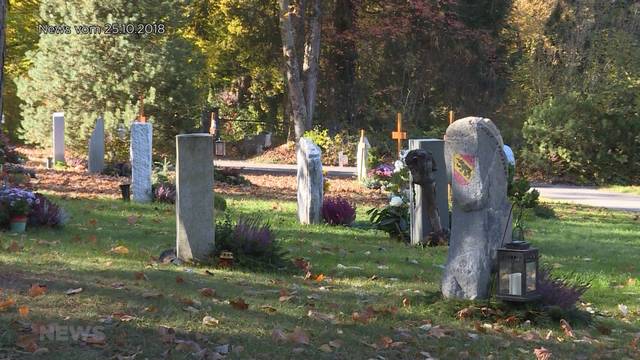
0,187 -> 36,233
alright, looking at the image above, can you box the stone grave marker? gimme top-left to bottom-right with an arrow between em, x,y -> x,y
297,137 -> 323,224
88,116 -> 105,173
338,151 -> 348,167
176,134 -> 215,262
356,129 -> 371,182
406,139 -> 449,246
442,117 -> 512,300
52,112 -> 65,163
130,122 -> 153,202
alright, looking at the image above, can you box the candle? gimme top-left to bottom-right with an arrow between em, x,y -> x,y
509,273 -> 522,296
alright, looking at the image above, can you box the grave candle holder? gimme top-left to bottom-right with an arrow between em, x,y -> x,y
496,241 -> 540,302
215,139 -> 226,157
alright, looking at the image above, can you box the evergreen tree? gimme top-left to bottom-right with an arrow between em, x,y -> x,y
17,0 -> 206,154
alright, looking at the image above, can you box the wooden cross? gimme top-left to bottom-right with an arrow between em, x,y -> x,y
138,94 -> 146,123
391,113 -> 407,157
449,110 -> 455,125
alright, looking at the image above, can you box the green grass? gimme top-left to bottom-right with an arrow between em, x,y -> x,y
0,196 -> 639,359
601,185 -> 640,196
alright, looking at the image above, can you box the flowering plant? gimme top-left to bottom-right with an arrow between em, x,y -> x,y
367,195 -> 410,243
0,187 -> 37,216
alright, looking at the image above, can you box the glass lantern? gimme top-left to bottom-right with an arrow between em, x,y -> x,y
496,241 -> 540,302
215,139 -> 226,157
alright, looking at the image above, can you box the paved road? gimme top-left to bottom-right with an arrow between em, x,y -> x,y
214,160 -> 640,211
533,185 -> 640,212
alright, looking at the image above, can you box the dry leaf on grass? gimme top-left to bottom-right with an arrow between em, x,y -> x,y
318,344 -> 333,353
198,288 -> 216,297
110,245 -> 129,255
271,329 -> 287,342
428,326 -> 449,339
288,327 -> 310,345
134,272 -> 147,281
402,297 -> 410,307
158,326 -> 176,343
0,298 -> 16,311
230,298 -> 249,310
533,347 -> 552,360
28,284 -> 47,297
18,305 -> 29,317
560,319 -> 574,338
16,334 -> 39,352
202,316 -> 220,326
307,310 -> 336,323
65,288 -> 83,295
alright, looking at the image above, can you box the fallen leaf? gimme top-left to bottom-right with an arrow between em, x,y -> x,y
202,316 -> 220,326
428,326 -> 448,339
293,258 -> 311,273
319,344 -> 333,353
288,327 -> 310,345
376,336 -> 393,349
81,331 -> 106,346
88,218 -> 98,227
18,305 -> 29,317
307,310 -> 336,322
65,288 -> 83,295
627,278 -> 637,286
134,272 -> 147,281
279,295 -> 294,303
457,307 -> 474,320
158,326 -> 175,343
329,339 -> 343,348
16,334 -> 39,352
110,245 -> 129,255
144,305 -> 158,313
28,284 -> 47,297
402,297 -> 410,307
560,319 -> 574,338
618,304 -> 629,317
630,333 -> 640,351
352,308 -> 375,324
7,240 -> 21,252
127,215 -> 139,225
142,291 -> 162,299
260,305 -> 278,313
271,328 -> 287,342
0,298 -> 16,311
314,273 -> 325,282
230,298 -> 249,310
175,276 -> 185,284
533,347 -> 552,360
198,288 -> 216,297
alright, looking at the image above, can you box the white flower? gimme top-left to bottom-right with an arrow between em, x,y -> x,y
389,196 -> 403,207
393,160 -> 404,173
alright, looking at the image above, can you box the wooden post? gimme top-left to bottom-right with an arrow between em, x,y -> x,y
449,110 -> 454,125
391,113 -> 407,158
138,94 -> 147,123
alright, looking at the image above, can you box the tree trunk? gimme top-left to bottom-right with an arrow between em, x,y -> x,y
279,0 -> 308,140
0,0 -> 6,127
334,0 -> 357,127
302,0 -> 321,130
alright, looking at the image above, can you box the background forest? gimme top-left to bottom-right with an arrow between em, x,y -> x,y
2,0 -> 639,184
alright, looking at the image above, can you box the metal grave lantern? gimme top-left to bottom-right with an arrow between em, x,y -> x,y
496,241 -> 540,302
215,138 -> 226,157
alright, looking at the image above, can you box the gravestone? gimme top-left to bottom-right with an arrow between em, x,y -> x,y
442,117 -> 512,300
407,139 -> 449,246
130,122 -> 153,202
88,117 -> 105,173
338,151 -> 348,167
52,112 -> 65,163
297,137 -> 323,224
356,131 -> 370,181
176,134 -> 215,262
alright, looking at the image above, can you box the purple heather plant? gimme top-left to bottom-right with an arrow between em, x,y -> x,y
372,163 -> 394,178
322,197 -> 356,226
233,217 -> 275,256
154,182 -> 176,204
0,187 -> 37,216
28,193 -> 68,228
537,267 -> 590,310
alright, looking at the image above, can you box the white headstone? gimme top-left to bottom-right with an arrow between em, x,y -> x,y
88,117 -> 105,173
356,132 -> 371,181
130,122 -> 153,203
338,151 -> 348,167
176,134 -> 215,262
52,112 -> 65,163
297,138 -> 323,224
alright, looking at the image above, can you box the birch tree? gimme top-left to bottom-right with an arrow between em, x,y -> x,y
279,0 -> 321,140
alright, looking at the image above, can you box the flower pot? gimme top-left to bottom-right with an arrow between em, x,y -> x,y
10,215 -> 28,233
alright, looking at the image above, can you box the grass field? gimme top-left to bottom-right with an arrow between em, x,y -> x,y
0,194 -> 639,359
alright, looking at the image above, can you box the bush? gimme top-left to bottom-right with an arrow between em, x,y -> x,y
0,133 -> 23,165
303,127 -> 357,166
214,214 -> 287,270
367,197 -> 410,243
522,93 -> 640,184
537,267 -> 590,311
214,194 -> 227,212
28,193 -> 68,228
321,197 -> 356,226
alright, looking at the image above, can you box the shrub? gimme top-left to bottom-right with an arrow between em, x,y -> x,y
537,267 -> 590,310
154,182 -> 176,204
321,197 -> 356,226
214,194 -> 227,212
214,214 -> 287,270
367,196 -> 410,243
28,193 -> 68,228
303,127 -> 356,166
0,133 -> 22,165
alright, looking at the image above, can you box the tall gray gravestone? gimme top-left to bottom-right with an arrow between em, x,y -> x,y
52,112 -> 65,163
408,139 -> 449,245
88,117 -> 105,173
442,117 -> 512,300
130,122 -> 153,203
176,134 -> 215,262
356,131 -> 370,182
297,137 -> 323,224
